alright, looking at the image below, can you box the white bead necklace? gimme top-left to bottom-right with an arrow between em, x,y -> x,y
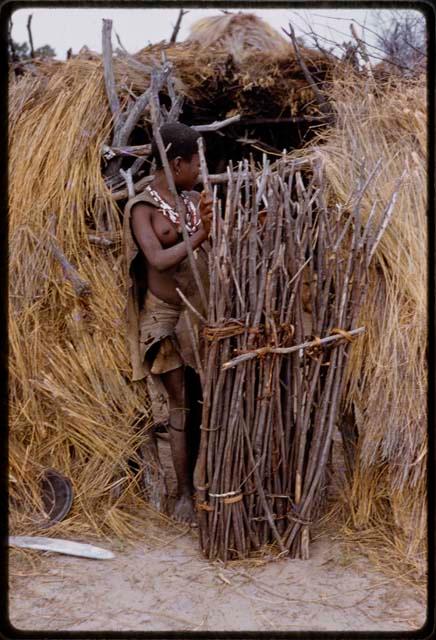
145,185 -> 201,235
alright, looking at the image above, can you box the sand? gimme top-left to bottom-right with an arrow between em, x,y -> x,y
9,523 -> 426,633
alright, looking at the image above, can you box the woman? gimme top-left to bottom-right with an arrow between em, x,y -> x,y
123,122 -> 212,526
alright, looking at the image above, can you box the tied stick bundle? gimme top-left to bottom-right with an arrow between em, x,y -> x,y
195,154 -> 405,561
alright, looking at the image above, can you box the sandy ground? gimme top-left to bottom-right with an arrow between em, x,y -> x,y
8,522 -> 426,633
8,436 -> 427,634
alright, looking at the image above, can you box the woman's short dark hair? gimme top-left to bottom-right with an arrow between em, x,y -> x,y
151,122 -> 201,169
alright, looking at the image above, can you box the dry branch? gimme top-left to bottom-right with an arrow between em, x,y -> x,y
197,137 -> 210,194
120,168 -> 135,199
283,23 -> 332,119
239,115 -> 329,125
88,234 -> 115,247
113,64 -> 170,148
26,14 -> 35,59
350,23 -> 375,81
102,19 -> 121,133
170,9 -> 188,44
115,38 -> 155,75
102,143 -> 151,160
8,18 -> 18,62
48,217 -> 91,297
222,327 -> 366,370
193,114 -> 241,132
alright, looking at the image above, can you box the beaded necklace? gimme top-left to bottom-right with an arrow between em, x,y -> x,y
145,185 -> 201,235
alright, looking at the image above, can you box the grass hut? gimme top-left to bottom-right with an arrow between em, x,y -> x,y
8,13 -> 426,578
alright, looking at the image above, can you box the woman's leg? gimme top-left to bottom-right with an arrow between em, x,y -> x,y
161,366 -> 196,524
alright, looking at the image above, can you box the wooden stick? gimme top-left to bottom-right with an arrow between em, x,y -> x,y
193,115 -> 241,132
119,168 -> 135,199
175,288 -> 206,323
222,327 -> 365,370
115,40 -> 155,75
48,217 -> 91,298
241,416 -> 288,555
88,234 -> 115,247
110,175 -> 151,200
8,18 -> 19,63
102,143 -> 151,159
367,170 -> 406,266
350,23 -> 375,81
102,20 -> 121,131
238,115 -> 330,126
170,9 -> 188,44
113,65 -> 171,148
282,23 -> 332,118
197,137 -> 210,194
26,14 -> 35,59
182,309 -> 205,387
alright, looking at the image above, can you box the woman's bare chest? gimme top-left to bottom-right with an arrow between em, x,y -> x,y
151,210 -> 181,247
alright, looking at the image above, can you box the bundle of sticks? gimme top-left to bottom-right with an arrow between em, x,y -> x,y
194,154 -> 403,561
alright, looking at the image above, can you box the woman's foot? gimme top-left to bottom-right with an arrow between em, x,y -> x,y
173,494 -> 197,527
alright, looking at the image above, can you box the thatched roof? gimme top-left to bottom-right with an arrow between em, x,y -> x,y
186,12 -> 291,61
127,14 -> 335,123
129,43 -> 325,124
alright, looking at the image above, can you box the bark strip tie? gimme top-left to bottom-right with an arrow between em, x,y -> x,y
331,327 -> 356,342
196,501 -> 215,512
209,490 -> 241,498
223,494 -> 244,505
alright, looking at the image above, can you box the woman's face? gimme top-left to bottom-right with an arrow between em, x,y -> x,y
173,153 -> 201,191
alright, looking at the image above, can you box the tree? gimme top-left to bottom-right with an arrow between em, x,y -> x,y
371,9 -> 426,75
34,44 -> 56,58
8,17 -> 56,62
8,38 -> 56,61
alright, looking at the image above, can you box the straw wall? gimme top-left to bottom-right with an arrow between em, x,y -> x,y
9,58 -> 151,538
313,72 -> 427,577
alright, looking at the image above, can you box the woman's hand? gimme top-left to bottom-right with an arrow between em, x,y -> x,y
199,190 -> 213,236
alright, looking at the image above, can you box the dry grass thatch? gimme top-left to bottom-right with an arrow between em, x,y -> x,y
186,12 -> 291,60
9,57 -> 153,539
307,71 -> 427,579
128,20 -> 335,119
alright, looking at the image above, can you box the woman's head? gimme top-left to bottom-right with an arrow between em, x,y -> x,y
151,122 -> 202,191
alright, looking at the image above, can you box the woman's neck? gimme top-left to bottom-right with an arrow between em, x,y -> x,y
150,170 -> 181,198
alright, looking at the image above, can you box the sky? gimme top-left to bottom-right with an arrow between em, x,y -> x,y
9,7 -> 395,60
